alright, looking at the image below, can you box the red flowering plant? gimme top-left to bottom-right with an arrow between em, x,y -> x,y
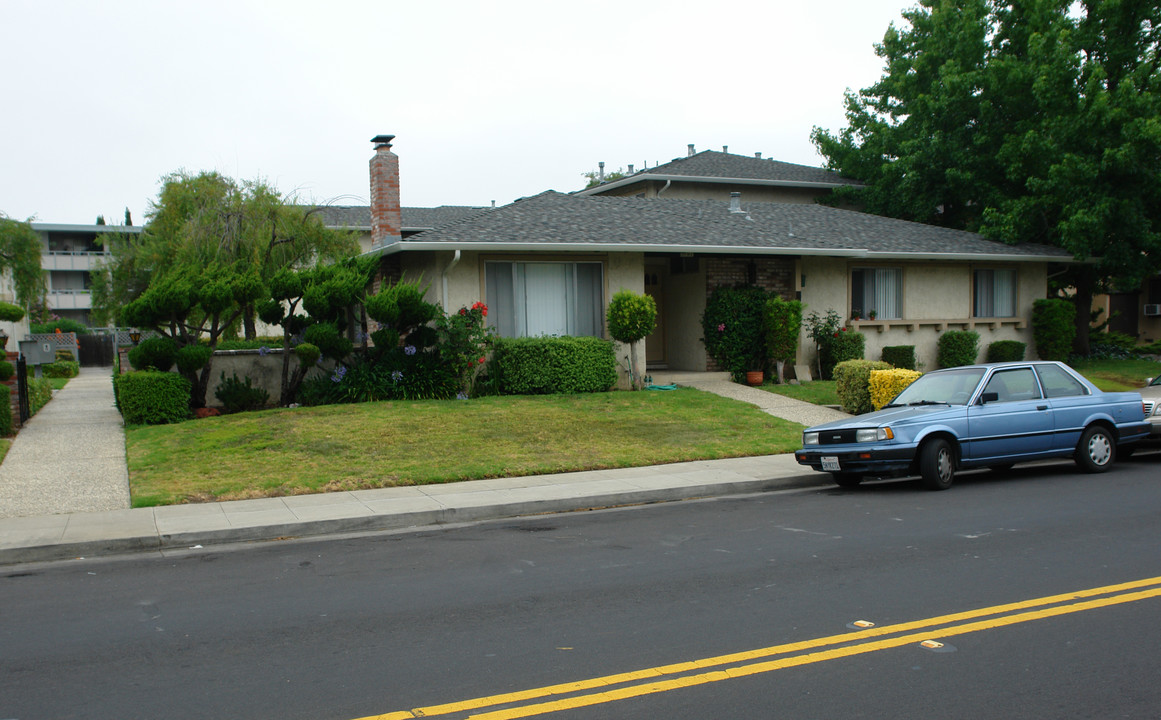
804,309 -> 863,380
438,301 -> 495,397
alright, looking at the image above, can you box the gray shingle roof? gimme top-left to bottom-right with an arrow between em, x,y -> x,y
310,205 -> 490,231
385,191 -> 1069,261
638,150 -> 862,186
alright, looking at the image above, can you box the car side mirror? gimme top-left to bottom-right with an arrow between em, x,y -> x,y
1148,378 -> 1154,385
980,392 -> 999,405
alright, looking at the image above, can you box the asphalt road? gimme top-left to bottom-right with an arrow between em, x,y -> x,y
3,451 -> 1160,720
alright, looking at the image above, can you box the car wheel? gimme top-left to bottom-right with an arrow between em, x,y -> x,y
919,438 -> 955,490
831,472 -> 863,488
1075,425 -> 1115,473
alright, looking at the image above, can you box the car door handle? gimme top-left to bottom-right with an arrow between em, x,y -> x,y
1037,405 -> 1048,411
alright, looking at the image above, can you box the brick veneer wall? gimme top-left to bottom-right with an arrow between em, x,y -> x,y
702,256 -> 798,372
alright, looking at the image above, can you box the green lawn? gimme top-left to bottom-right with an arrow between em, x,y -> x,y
0,438 -> 10,464
757,380 -> 840,406
126,388 -> 805,507
1068,357 -> 1161,391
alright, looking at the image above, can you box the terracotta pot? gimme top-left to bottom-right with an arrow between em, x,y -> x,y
745,370 -> 763,386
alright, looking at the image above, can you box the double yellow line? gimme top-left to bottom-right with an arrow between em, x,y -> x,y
358,575 -> 1161,720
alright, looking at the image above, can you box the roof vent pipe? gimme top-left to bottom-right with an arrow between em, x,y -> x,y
687,144 -> 696,157
729,192 -> 745,214
598,161 -> 605,182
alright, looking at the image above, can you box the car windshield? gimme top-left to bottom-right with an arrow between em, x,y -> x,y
889,368 -> 987,406
1150,376 -> 1161,388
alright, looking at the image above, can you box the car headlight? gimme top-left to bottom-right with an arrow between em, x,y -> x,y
856,427 -> 894,443
803,432 -> 819,445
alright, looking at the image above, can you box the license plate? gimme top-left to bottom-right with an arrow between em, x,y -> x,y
821,456 -> 841,472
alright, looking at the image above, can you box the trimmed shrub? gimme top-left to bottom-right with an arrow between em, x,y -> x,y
986,340 -> 1026,363
0,388 -> 12,437
128,336 -> 177,372
0,360 -> 13,382
492,336 -> 616,395
114,371 -> 191,425
30,318 -> 86,334
701,285 -> 771,380
766,296 -> 804,381
937,330 -> 980,368
28,377 -> 52,416
1032,298 -> 1076,360
42,360 -> 80,378
820,329 -> 865,379
881,345 -> 916,370
215,372 -> 270,413
833,359 -> 892,414
175,344 -> 213,375
870,368 -> 923,410
0,301 -> 26,323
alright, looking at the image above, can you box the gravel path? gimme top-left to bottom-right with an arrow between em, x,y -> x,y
0,368 -> 130,518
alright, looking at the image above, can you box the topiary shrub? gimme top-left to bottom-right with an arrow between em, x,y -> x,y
881,345 -> 916,370
42,360 -> 80,378
175,344 -> 213,375
128,336 -> 178,372
833,359 -> 892,414
986,340 -> 1026,363
937,330 -> 980,368
607,290 -> 657,390
114,371 -> 191,424
214,372 -> 270,413
870,368 -> 923,410
1032,298 -> 1076,360
822,329 -> 866,379
0,360 -> 13,382
492,336 -> 616,395
0,301 -> 27,323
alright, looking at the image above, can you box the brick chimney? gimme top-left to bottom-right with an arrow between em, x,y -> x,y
370,134 -> 402,247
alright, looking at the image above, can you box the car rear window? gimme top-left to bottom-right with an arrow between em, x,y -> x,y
1037,364 -> 1089,398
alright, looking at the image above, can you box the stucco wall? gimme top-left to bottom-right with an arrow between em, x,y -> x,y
799,257 -> 1045,372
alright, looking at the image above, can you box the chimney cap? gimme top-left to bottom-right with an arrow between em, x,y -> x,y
372,134 -> 396,147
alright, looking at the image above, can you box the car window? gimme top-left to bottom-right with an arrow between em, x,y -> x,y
983,368 -> 1041,402
1036,364 -> 1089,398
893,368 -> 986,405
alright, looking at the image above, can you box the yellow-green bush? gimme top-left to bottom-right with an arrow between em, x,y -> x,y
870,368 -> 922,410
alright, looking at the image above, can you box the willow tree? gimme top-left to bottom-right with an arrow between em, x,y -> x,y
93,171 -> 359,406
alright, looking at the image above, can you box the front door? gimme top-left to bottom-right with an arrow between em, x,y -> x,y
644,269 -> 666,368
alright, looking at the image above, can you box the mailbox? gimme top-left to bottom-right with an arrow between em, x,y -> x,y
18,339 -> 56,366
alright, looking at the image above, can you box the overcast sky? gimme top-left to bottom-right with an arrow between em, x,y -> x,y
1,0 -> 917,225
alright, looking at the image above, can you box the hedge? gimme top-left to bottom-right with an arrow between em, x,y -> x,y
491,336 -> 616,395
1032,298 -> 1076,360
870,368 -> 923,410
114,371 -> 191,425
881,345 -> 916,370
937,330 -> 979,368
833,359 -> 892,414
986,340 -> 1026,363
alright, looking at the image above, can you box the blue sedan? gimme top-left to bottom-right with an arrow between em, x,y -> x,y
794,361 -> 1151,490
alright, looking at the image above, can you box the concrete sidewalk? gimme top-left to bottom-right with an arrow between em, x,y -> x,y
0,369 -> 843,565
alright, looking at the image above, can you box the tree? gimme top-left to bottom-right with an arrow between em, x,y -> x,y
93,170 -> 359,407
0,214 -> 45,311
812,0 -> 1161,354
606,289 -> 657,390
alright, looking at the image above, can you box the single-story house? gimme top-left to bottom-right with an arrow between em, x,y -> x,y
347,135 -> 1074,382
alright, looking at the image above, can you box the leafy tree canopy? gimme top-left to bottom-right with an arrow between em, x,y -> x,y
0,214 -> 46,310
812,0 -> 1161,351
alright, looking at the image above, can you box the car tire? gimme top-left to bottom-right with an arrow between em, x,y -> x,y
919,438 -> 955,490
1075,425 -> 1115,473
831,472 -> 863,488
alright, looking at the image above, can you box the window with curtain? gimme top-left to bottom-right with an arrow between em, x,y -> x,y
850,267 -> 902,320
973,268 -> 1017,317
485,261 -> 603,338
